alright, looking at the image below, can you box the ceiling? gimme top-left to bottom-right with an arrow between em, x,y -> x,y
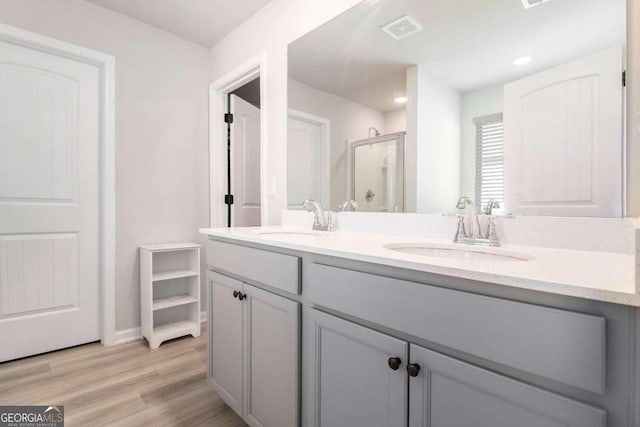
288,0 -> 626,113
87,0 -> 271,47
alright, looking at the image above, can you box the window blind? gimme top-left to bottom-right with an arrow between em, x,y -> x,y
474,113 -> 504,211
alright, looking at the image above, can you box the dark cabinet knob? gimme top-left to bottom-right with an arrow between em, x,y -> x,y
407,363 -> 421,377
233,291 -> 239,299
387,357 -> 402,371
238,293 -> 247,301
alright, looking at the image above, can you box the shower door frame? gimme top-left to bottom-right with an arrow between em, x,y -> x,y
347,131 -> 406,213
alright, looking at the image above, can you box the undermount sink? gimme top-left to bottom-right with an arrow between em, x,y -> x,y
383,243 -> 534,262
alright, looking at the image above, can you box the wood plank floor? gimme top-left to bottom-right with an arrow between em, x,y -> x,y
0,326 -> 247,426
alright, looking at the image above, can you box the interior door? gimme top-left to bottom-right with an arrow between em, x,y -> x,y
0,36 -> 101,361
408,344 -> 605,427
503,46 -> 624,216
308,309 -> 408,427
208,271 -> 244,415
287,116 -> 323,208
231,94 -> 261,226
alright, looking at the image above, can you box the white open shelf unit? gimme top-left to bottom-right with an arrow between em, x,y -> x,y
140,242 -> 201,349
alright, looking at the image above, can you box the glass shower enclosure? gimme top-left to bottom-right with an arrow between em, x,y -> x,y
347,132 -> 405,212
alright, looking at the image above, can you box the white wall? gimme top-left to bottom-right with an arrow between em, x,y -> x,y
407,66 -> 462,213
288,79 -> 385,209
460,85 -> 504,199
384,108 -> 407,134
0,0 -> 211,332
210,0 -> 363,224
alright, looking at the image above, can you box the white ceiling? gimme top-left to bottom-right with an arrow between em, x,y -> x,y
288,0 -> 626,112
86,0 -> 271,47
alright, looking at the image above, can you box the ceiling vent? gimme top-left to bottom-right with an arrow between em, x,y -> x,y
381,15 -> 423,41
521,0 -> 551,9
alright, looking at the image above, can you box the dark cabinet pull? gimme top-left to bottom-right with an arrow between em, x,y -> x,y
387,357 -> 402,371
238,293 -> 247,301
233,291 -> 239,299
407,363 -> 421,377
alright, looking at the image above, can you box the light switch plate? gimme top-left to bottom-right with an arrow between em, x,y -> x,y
267,177 -> 277,196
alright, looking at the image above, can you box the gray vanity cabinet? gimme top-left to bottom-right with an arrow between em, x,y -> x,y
408,344 -> 606,427
208,270 -> 299,427
205,239 -> 634,427
308,309 -> 408,427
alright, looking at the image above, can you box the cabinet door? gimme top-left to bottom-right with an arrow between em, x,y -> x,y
309,309 -> 408,427
244,284 -> 299,427
208,271 -> 245,415
409,344 -> 606,427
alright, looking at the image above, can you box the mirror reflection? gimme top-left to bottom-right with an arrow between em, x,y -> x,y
350,132 -> 405,212
287,0 -> 626,216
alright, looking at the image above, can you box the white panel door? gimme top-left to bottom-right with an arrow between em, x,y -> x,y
0,37 -> 101,361
287,117 -> 323,208
503,46 -> 624,216
231,94 -> 261,226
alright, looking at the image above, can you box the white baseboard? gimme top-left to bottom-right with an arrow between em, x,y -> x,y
200,311 -> 207,324
113,326 -> 142,345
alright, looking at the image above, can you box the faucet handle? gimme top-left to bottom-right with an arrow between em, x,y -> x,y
485,216 -> 500,246
302,198 -> 314,211
456,196 -> 472,210
484,199 -> 501,215
326,211 -> 334,231
311,211 -> 322,228
340,200 -> 358,212
453,215 -> 467,242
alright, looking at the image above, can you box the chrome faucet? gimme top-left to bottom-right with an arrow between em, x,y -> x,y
340,200 -> 358,212
484,199 -> 501,215
454,197 -> 500,247
455,197 -> 482,238
303,199 -> 332,231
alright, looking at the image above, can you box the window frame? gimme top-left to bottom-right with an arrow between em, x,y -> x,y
474,113 -> 504,211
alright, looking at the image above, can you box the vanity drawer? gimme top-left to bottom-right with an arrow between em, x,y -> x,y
306,262 -> 605,394
207,240 -> 300,294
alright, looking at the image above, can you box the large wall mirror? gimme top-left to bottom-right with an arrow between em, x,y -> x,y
287,0 -> 627,217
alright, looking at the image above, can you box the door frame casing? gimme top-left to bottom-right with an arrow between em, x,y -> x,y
287,109 -> 331,209
0,23 -> 116,346
209,53 -> 268,227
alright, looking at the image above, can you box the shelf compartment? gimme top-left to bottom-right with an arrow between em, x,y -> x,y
152,269 -> 198,282
153,320 -> 200,337
153,295 -> 199,311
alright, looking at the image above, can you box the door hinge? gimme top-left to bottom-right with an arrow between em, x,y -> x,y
224,113 -> 234,124
622,70 -> 626,87
224,194 -> 234,205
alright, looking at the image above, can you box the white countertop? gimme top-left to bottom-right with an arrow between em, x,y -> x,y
199,226 -> 640,307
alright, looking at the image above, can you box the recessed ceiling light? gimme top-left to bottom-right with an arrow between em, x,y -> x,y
513,56 -> 532,66
521,0 -> 551,9
394,96 -> 408,104
381,16 -> 423,41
